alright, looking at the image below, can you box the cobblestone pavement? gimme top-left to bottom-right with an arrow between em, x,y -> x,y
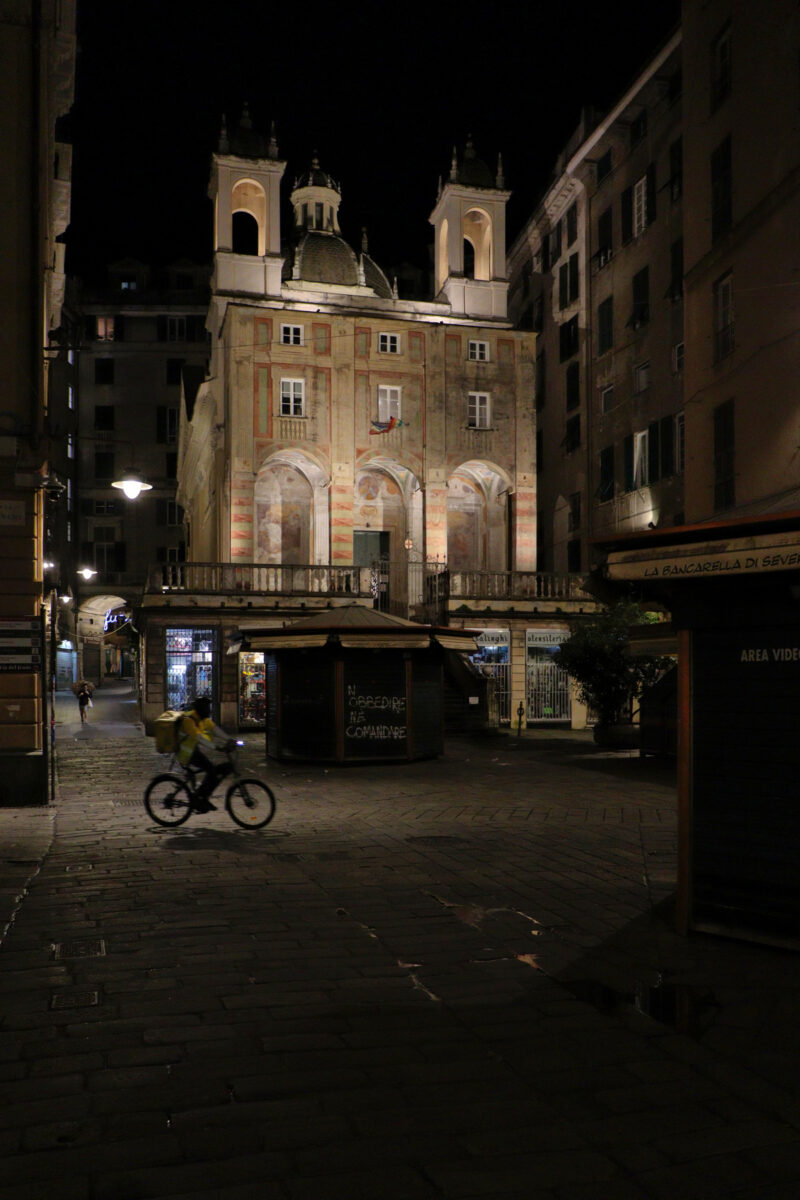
2,684 -> 800,1198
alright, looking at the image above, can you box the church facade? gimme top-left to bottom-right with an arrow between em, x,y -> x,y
140,114 -> 593,733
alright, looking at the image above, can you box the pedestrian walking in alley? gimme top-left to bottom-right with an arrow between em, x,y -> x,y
75,681 -> 93,724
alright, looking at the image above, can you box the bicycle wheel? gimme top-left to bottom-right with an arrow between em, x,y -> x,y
225,778 -> 276,829
144,774 -> 194,827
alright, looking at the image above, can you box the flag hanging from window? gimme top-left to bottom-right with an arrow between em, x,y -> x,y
369,416 -> 405,435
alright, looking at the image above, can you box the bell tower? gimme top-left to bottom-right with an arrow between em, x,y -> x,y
429,138 -> 510,319
209,105 -> 286,298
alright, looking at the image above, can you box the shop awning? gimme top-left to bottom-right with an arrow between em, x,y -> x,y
338,635 -> 430,649
435,633 -> 479,652
246,634 -> 330,650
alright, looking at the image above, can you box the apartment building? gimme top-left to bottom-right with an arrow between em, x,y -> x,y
509,30 -> 684,569
681,0 -> 800,521
74,260 -> 209,681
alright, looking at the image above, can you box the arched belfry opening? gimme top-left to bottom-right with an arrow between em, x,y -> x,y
463,207 -> 492,280
231,179 -> 266,256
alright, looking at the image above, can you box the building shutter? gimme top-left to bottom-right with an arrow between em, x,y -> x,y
648,421 -> 660,482
621,188 -> 633,244
646,164 -> 657,225
660,415 -> 675,477
623,435 -> 634,491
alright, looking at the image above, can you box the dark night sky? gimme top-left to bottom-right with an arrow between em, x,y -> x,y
65,0 -> 681,285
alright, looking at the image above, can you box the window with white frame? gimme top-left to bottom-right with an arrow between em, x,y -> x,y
377,385 -> 401,422
467,391 -> 491,429
634,361 -> 651,394
281,324 -> 303,346
634,430 -> 649,487
468,340 -> 489,361
672,341 -> 685,374
633,175 -> 648,237
167,316 -> 187,342
378,332 -> 400,354
714,272 -> 734,361
280,378 -> 305,416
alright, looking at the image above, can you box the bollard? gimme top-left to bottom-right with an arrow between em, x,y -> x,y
517,700 -> 524,736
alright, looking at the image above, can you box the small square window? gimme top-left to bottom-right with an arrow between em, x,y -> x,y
281,325 -> 303,346
634,361 -> 651,393
378,333 -> 400,354
467,392 -> 490,429
468,340 -> 489,361
280,379 -> 305,417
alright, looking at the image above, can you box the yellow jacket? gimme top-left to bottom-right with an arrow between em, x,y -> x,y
177,708 -> 216,765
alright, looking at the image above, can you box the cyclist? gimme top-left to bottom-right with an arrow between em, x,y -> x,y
177,696 -> 234,812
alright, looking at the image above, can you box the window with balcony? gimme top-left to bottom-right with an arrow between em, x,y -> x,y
467,391 -> 490,429
280,379 -> 305,416
378,385 -> 402,422
597,207 -> 613,267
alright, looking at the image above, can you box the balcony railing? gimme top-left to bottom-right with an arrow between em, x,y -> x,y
443,570 -> 591,602
146,562 -> 373,598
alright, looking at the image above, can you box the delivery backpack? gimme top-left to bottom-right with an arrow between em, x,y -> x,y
154,709 -> 185,754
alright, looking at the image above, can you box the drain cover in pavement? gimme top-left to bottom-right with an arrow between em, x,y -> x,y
50,990 -> 100,1010
405,835 -> 470,846
52,939 -> 106,960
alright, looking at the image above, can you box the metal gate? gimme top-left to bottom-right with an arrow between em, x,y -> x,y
486,661 -> 511,723
165,627 -> 216,713
526,647 -> 571,722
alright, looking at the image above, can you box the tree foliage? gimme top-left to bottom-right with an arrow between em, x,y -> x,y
554,601 -> 672,727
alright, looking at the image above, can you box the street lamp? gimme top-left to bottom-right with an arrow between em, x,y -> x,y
78,566 -> 98,581
111,468 -> 153,500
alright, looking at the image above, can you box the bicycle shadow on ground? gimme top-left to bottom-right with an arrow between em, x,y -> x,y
148,825 -> 292,854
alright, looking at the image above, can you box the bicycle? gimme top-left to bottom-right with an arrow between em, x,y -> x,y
144,739 -> 276,829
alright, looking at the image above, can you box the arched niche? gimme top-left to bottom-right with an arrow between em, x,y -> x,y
254,452 -> 329,564
463,207 -> 492,281
447,460 -> 510,571
231,178 -> 266,256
